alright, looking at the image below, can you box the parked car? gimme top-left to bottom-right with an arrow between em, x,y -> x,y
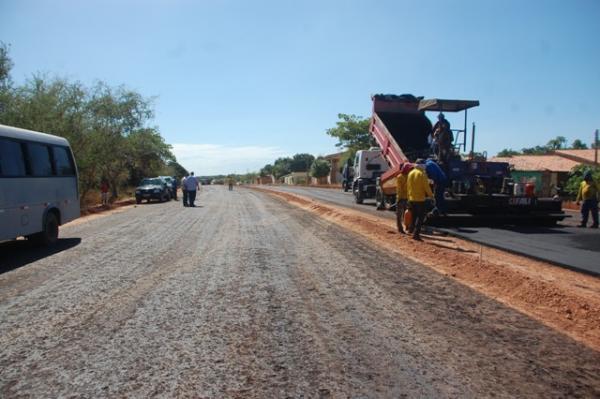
158,176 -> 176,199
135,178 -> 171,203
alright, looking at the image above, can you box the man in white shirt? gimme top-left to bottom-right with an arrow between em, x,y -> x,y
181,174 -> 188,207
184,172 -> 200,207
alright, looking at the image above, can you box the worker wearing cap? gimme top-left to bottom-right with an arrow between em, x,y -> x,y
396,163 -> 413,233
576,171 -> 599,228
407,159 -> 433,240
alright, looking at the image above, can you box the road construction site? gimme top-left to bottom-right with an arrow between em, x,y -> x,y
262,185 -> 600,276
1,186 -> 599,397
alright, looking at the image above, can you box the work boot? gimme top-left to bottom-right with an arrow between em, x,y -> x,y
412,235 -> 422,241
591,224 -> 599,229
577,224 -> 586,228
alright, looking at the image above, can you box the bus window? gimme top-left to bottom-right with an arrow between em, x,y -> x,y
53,146 -> 75,176
27,142 -> 54,176
0,137 -> 27,177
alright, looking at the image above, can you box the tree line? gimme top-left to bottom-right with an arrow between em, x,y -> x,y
259,153 -> 331,180
256,113 -> 373,182
0,42 -> 186,203
496,136 -> 595,157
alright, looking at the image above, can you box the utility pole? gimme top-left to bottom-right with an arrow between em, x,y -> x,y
595,129 -> 598,165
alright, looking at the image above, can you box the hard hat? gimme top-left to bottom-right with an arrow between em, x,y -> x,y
401,163 -> 414,174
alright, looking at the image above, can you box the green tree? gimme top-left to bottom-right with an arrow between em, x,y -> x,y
126,128 -> 175,184
272,157 -> 293,179
571,139 -> 588,150
326,113 -> 373,156
290,153 -> 315,172
565,164 -> 600,197
0,45 -> 177,203
163,161 -> 188,179
260,164 -> 273,177
497,148 -> 520,157
310,158 -> 331,179
546,136 -> 567,150
521,145 -> 550,155
0,41 -> 12,90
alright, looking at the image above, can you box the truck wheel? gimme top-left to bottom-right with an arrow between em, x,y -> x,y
354,183 -> 364,204
32,212 -> 59,246
375,188 -> 384,210
136,197 -> 142,204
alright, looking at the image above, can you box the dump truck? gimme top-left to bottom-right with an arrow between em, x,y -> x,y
351,94 -> 567,226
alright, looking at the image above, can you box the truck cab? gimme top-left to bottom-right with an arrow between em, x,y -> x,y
352,148 -> 389,204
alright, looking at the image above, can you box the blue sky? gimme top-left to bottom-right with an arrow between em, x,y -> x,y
2,0 -> 599,175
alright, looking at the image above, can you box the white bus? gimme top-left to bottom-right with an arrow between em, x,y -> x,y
0,124 -> 79,245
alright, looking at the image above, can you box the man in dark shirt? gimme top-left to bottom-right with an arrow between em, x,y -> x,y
432,113 -> 453,164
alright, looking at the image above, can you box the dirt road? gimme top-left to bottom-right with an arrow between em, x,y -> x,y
1,186 -> 599,397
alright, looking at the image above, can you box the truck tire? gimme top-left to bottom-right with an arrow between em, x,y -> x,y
354,183 -> 364,204
375,187 -> 384,210
31,212 -> 59,246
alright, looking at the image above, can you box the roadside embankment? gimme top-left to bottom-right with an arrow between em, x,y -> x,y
250,186 -> 600,352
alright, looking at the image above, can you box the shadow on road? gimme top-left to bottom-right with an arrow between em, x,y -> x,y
0,238 -> 81,274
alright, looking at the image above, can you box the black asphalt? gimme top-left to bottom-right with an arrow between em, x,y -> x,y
262,186 -> 600,277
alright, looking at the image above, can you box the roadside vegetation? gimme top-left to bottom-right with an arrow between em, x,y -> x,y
497,135 -> 595,157
0,42 -> 184,205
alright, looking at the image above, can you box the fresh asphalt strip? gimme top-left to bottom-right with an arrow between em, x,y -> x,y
436,225 -> 600,277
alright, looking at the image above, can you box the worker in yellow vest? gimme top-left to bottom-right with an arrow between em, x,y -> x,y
395,163 -> 413,234
406,159 -> 433,240
576,170 -> 599,228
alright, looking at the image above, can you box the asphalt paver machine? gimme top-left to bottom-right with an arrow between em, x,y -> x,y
360,94 -> 566,226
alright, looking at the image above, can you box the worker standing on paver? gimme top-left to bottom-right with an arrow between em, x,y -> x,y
431,113 -> 453,163
396,163 -> 413,234
407,159 -> 433,241
227,176 -> 234,191
576,170 -> 599,228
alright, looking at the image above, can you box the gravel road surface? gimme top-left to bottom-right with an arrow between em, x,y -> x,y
265,186 -> 600,275
1,186 -> 599,398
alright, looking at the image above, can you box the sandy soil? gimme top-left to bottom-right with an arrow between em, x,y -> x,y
252,186 -> 600,352
1,187 -> 599,397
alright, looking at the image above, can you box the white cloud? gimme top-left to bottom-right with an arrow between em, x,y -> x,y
172,143 -> 287,176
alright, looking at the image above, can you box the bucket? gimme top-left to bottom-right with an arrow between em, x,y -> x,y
525,183 -> 535,197
513,183 -> 525,196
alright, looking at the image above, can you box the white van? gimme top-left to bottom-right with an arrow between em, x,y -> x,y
0,124 -> 79,244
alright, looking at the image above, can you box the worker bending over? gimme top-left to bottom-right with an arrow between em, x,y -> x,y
407,159 -> 433,241
425,159 -> 448,215
395,163 -> 413,234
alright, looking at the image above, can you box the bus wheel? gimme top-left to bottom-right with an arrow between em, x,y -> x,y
33,212 -> 59,246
